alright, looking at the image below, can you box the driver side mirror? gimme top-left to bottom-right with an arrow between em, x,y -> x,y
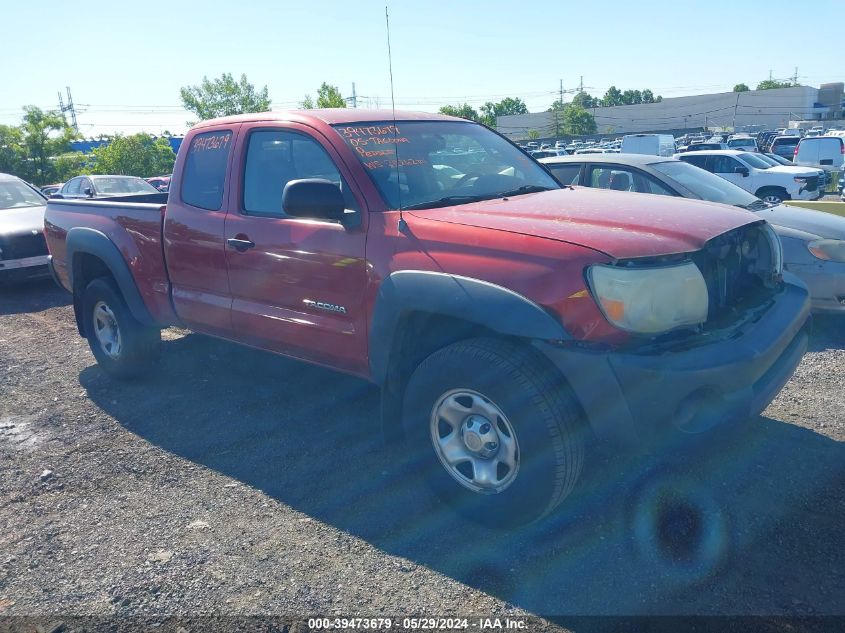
282,179 -> 345,223
734,167 -> 749,177
83,186 -> 94,197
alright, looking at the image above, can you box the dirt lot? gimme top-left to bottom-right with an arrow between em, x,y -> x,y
1,281 -> 844,628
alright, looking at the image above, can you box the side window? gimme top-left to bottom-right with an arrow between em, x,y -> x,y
711,155 -> 740,174
633,173 -> 675,196
589,166 -> 635,192
680,155 -> 709,170
243,130 -> 350,218
547,163 -> 581,186
80,178 -> 92,194
181,130 -> 233,210
65,178 -> 81,195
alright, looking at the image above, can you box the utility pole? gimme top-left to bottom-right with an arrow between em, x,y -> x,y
792,67 -> 798,85
57,86 -> 78,133
352,82 -> 357,108
732,90 -> 741,131
559,79 -> 563,105
579,75 -> 584,94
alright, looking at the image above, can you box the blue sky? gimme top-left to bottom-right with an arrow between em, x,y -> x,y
1,0 -> 841,136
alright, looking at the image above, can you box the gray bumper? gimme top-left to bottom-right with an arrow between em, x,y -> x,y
535,277 -> 811,449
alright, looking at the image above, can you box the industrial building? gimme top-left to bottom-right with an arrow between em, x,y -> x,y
497,83 -> 844,140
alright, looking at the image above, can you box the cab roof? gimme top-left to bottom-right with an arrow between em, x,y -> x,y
192,109 -> 463,129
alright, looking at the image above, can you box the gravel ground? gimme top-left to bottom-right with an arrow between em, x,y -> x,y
1,281 -> 844,629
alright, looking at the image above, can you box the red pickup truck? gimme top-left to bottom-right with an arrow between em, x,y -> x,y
45,110 -> 811,526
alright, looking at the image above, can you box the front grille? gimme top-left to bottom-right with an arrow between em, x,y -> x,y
0,232 -> 48,260
804,176 -> 819,192
690,223 -> 780,329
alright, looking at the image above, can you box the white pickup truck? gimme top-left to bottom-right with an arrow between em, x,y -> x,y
676,149 -> 824,204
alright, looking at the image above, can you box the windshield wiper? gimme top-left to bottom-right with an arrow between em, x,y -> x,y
739,199 -> 773,211
402,185 -> 556,210
403,194 -> 497,210
496,184 -> 556,197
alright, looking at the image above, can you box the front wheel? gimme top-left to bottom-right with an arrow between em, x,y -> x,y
82,277 -> 159,379
402,338 -> 585,527
756,187 -> 790,205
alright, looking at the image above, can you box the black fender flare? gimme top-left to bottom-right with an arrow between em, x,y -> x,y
369,270 -> 569,386
66,227 -> 155,333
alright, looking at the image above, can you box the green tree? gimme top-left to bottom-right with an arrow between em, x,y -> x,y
438,103 -> 480,122
601,86 -> 623,107
53,152 -> 89,182
180,73 -> 271,122
733,83 -> 750,92
316,83 -> 346,108
621,89 -> 643,105
560,104 -> 597,135
571,92 -> 597,109
756,79 -> 796,90
88,133 -> 176,177
0,124 -> 26,177
479,97 -> 528,127
20,106 -> 77,185
641,89 -> 656,103
301,83 -> 347,109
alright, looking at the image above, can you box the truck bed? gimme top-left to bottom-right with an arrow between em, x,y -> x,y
44,196 -> 177,325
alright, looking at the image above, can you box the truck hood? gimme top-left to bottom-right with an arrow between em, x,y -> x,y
0,204 -> 46,237
768,165 -> 821,178
756,203 -> 845,240
408,188 -> 759,260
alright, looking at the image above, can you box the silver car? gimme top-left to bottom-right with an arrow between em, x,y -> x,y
0,173 -> 51,284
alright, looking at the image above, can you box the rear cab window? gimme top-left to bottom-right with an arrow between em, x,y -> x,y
181,130 -> 234,210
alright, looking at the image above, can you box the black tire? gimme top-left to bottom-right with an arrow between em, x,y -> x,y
756,187 -> 790,205
402,337 -> 585,527
81,277 -> 159,379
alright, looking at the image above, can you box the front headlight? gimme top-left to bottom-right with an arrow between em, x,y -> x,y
808,239 -> 845,263
761,222 -> 784,275
587,262 -> 708,334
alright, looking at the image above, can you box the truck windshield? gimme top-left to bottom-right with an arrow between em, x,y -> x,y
650,160 -> 762,209
332,120 -> 559,209
0,180 -> 46,210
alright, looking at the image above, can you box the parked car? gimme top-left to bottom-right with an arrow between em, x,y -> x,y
727,136 -> 758,152
145,175 -> 172,192
43,109 -> 810,526
40,184 -> 63,197
677,149 -> 823,204
769,136 -> 802,161
530,149 -> 568,159
684,142 -> 727,152
540,154 -> 845,312
0,173 -> 51,284
621,133 -> 675,156
55,175 -> 160,199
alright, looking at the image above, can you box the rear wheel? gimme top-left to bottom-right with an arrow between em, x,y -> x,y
402,338 -> 585,527
82,277 -> 159,378
756,187 -> 790,205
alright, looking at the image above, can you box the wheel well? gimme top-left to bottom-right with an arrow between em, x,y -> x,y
71,253 -> 114,335
385,312 -> 496,396
755,185 -> 787,196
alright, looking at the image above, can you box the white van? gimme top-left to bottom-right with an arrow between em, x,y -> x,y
794,136 -> 845,172
621,134 -> 676,157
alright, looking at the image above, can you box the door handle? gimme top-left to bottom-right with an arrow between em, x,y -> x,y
226,237 -> 255,252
